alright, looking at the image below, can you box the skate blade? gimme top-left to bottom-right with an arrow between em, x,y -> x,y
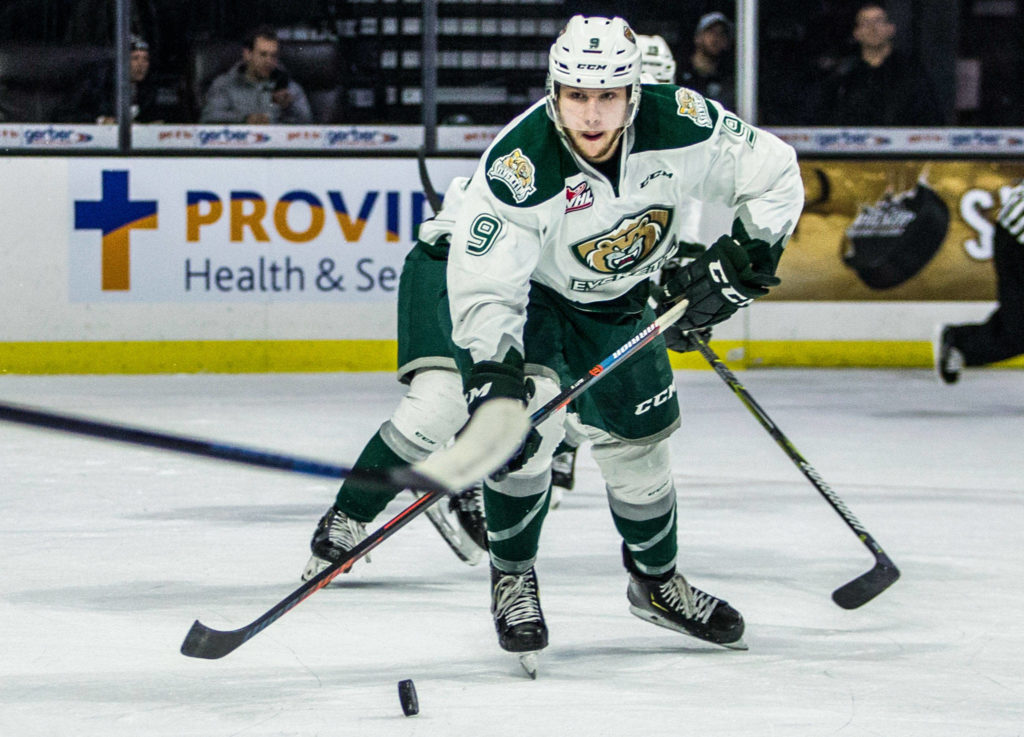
628,605 -> 748,651
517,652 -> 540,679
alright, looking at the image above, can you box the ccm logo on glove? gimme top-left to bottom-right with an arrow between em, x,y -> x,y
708,260 -> 755,307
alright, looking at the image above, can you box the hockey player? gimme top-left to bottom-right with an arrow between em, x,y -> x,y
441,15 -> 803,670
935,179 -> 1024,383
637,33 -> 678,84
546,31 -> 682,509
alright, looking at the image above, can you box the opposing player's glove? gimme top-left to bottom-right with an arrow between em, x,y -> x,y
464,359 -> 541,480
661,235 -> 780,332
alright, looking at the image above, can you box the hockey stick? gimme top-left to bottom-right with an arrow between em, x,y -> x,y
0,401 -> 439,492
692,336 -> 899,609
180,297 -> 690,659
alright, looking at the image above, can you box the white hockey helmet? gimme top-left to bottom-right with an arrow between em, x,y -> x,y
546,15 -> 643,131
637,34 -> 676,83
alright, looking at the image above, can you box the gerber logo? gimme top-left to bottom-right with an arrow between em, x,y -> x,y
197,128 -> 272,146
487,148 -> 537,203
675,89 -> 713,129
325,128 -> 400,147
24,127 -> 94,145
571,207 -> 671,274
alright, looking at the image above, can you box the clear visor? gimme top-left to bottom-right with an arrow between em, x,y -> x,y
554,85 -> 631,133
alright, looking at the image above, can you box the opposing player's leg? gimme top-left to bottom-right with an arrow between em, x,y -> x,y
935,222 -> 1024,382
301,368 -> 473,579
549,411 -> 585,509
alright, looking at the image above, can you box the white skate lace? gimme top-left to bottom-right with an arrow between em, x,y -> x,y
326,511 -> 368,558
493,571 -> 542,626
659,575 -> 719,624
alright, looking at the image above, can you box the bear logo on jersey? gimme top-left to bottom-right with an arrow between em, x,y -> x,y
571,207 -> 672,273
675,88 -> 713,129
487,148 -> 538,203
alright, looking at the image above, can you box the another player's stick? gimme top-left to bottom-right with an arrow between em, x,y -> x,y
0,401 -> 436,491
179,297 -> 690,660
692,335 -> 899,609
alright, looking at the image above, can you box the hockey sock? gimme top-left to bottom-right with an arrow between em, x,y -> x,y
483,482 -> 551,573
333,430 -> 407,522
610,503 -> 678,579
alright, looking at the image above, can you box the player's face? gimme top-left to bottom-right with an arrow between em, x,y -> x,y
557,85 -> 629,164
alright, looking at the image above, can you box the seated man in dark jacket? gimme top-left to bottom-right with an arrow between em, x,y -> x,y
199,25 -> 312,124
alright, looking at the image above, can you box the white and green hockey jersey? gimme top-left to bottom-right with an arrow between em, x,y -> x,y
432,84 -> 804,365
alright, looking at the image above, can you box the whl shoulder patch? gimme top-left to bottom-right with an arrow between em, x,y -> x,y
487,148 -> 538,204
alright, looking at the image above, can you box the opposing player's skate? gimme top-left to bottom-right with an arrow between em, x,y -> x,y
301,506 -> 369,581
549,446 -> 577,510
416,484 -> 487,565
933,324 -> 964,385
627,571 -> 747,650
491,565 -> 548,678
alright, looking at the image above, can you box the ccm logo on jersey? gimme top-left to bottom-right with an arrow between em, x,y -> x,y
635,384 -> 676,415
565,182 -> 594,213
709,259 -> 754,306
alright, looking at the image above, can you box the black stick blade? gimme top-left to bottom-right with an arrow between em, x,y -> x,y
831,559 -> 900,609
180,620 -> 248,659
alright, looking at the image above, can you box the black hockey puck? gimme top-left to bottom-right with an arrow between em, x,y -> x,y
397,679 -> 418,716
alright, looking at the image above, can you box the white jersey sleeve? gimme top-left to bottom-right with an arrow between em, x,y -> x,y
698,98 -> 803,248
446,167 -> 542,364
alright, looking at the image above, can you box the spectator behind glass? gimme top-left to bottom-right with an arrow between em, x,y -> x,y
814,3 -> 944,126
200,25 -> 312,124
677,12 -> 735,112
56,35 -> 164,123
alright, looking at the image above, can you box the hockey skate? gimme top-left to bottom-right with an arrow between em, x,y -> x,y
491,565 -> 548,678
549,446 -> 577,510
300,506 -> 369,581
416,484 -> 487,565
627,570 -> 747,650
933,325 -> 963,385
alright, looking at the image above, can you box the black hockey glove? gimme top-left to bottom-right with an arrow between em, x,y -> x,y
464,358 -> 541,480
661,235 -> 780,332
662,325 -> 712,354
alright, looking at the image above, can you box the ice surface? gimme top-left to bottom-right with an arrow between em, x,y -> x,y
1,368 -> 1021,736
